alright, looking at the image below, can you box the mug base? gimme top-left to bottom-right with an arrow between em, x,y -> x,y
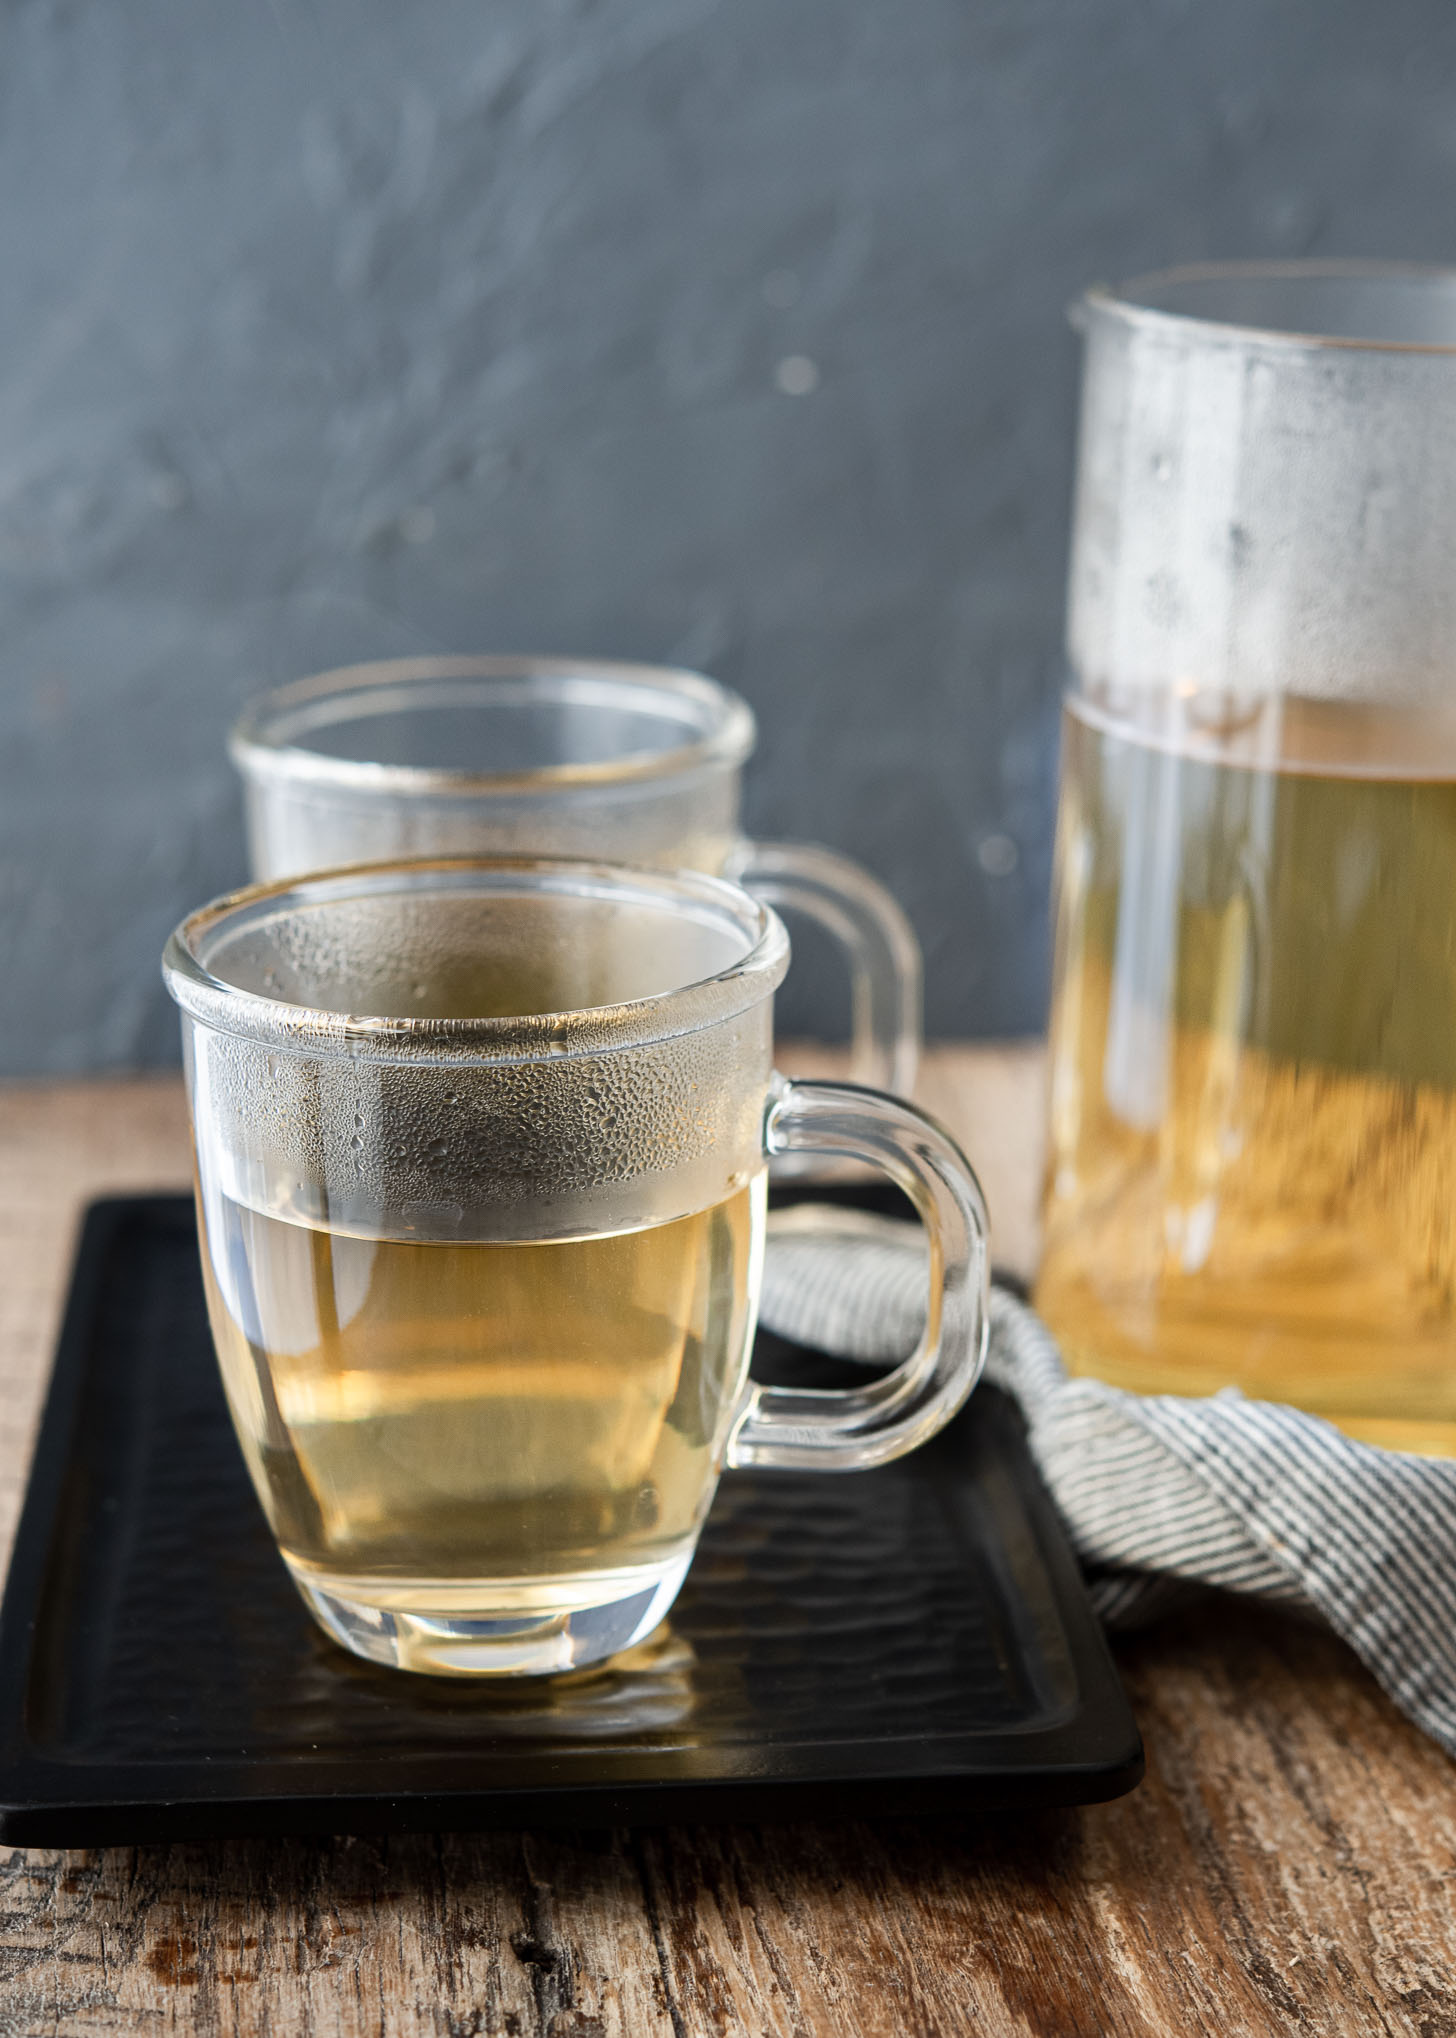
287,1554 -> 693,1678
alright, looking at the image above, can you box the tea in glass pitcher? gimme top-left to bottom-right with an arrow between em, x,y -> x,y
1039,265 -> 1456,1453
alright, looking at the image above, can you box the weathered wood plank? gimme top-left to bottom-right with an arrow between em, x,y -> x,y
0,1832 -> 680,2037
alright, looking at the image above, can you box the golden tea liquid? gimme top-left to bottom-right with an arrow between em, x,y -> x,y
200,1179 -> 765,1638
1037,691 -> 1456,1454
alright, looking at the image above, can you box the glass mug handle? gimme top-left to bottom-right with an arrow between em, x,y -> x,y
724,841 -> 922,1096
728,1078 -> 990,1472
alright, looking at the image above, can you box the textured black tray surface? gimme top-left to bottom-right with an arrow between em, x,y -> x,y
0,1197 -> 1141,1843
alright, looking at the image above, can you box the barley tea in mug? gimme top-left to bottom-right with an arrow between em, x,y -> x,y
163,859 -> 988,1675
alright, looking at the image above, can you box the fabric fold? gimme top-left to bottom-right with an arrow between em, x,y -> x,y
759,1212 -> 1456,1759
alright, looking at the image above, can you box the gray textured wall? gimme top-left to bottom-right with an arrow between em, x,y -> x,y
4,0 -> 1456,1072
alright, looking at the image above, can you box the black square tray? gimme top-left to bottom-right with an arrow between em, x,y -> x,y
0,1196 -> 1141,1844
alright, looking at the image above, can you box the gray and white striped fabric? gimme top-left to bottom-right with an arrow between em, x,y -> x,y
759,1210 -> 1456,1759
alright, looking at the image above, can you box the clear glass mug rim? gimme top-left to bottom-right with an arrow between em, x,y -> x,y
1077,257 -> 1456,357
162,855 -> 791,1068
228,656 -> 759,798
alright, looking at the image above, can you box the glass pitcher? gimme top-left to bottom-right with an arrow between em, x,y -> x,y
1037,262 -> 1456,1454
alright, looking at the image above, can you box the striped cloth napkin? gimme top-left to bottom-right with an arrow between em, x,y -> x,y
759,1208 -> 1456,1760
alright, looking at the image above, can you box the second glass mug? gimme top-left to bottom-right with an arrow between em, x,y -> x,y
229,657 -> 921,1096
162,857 -> 988,1677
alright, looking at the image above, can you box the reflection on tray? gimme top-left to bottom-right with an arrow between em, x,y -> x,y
267,1622 -> 704,1747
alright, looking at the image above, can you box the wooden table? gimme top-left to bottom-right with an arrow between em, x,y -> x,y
1,1054 -> 1454,2038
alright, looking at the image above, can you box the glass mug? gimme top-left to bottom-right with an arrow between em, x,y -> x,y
229,657 -> 921,1096
1039,261 -> 1456,1454
162,857 -> 988,1676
